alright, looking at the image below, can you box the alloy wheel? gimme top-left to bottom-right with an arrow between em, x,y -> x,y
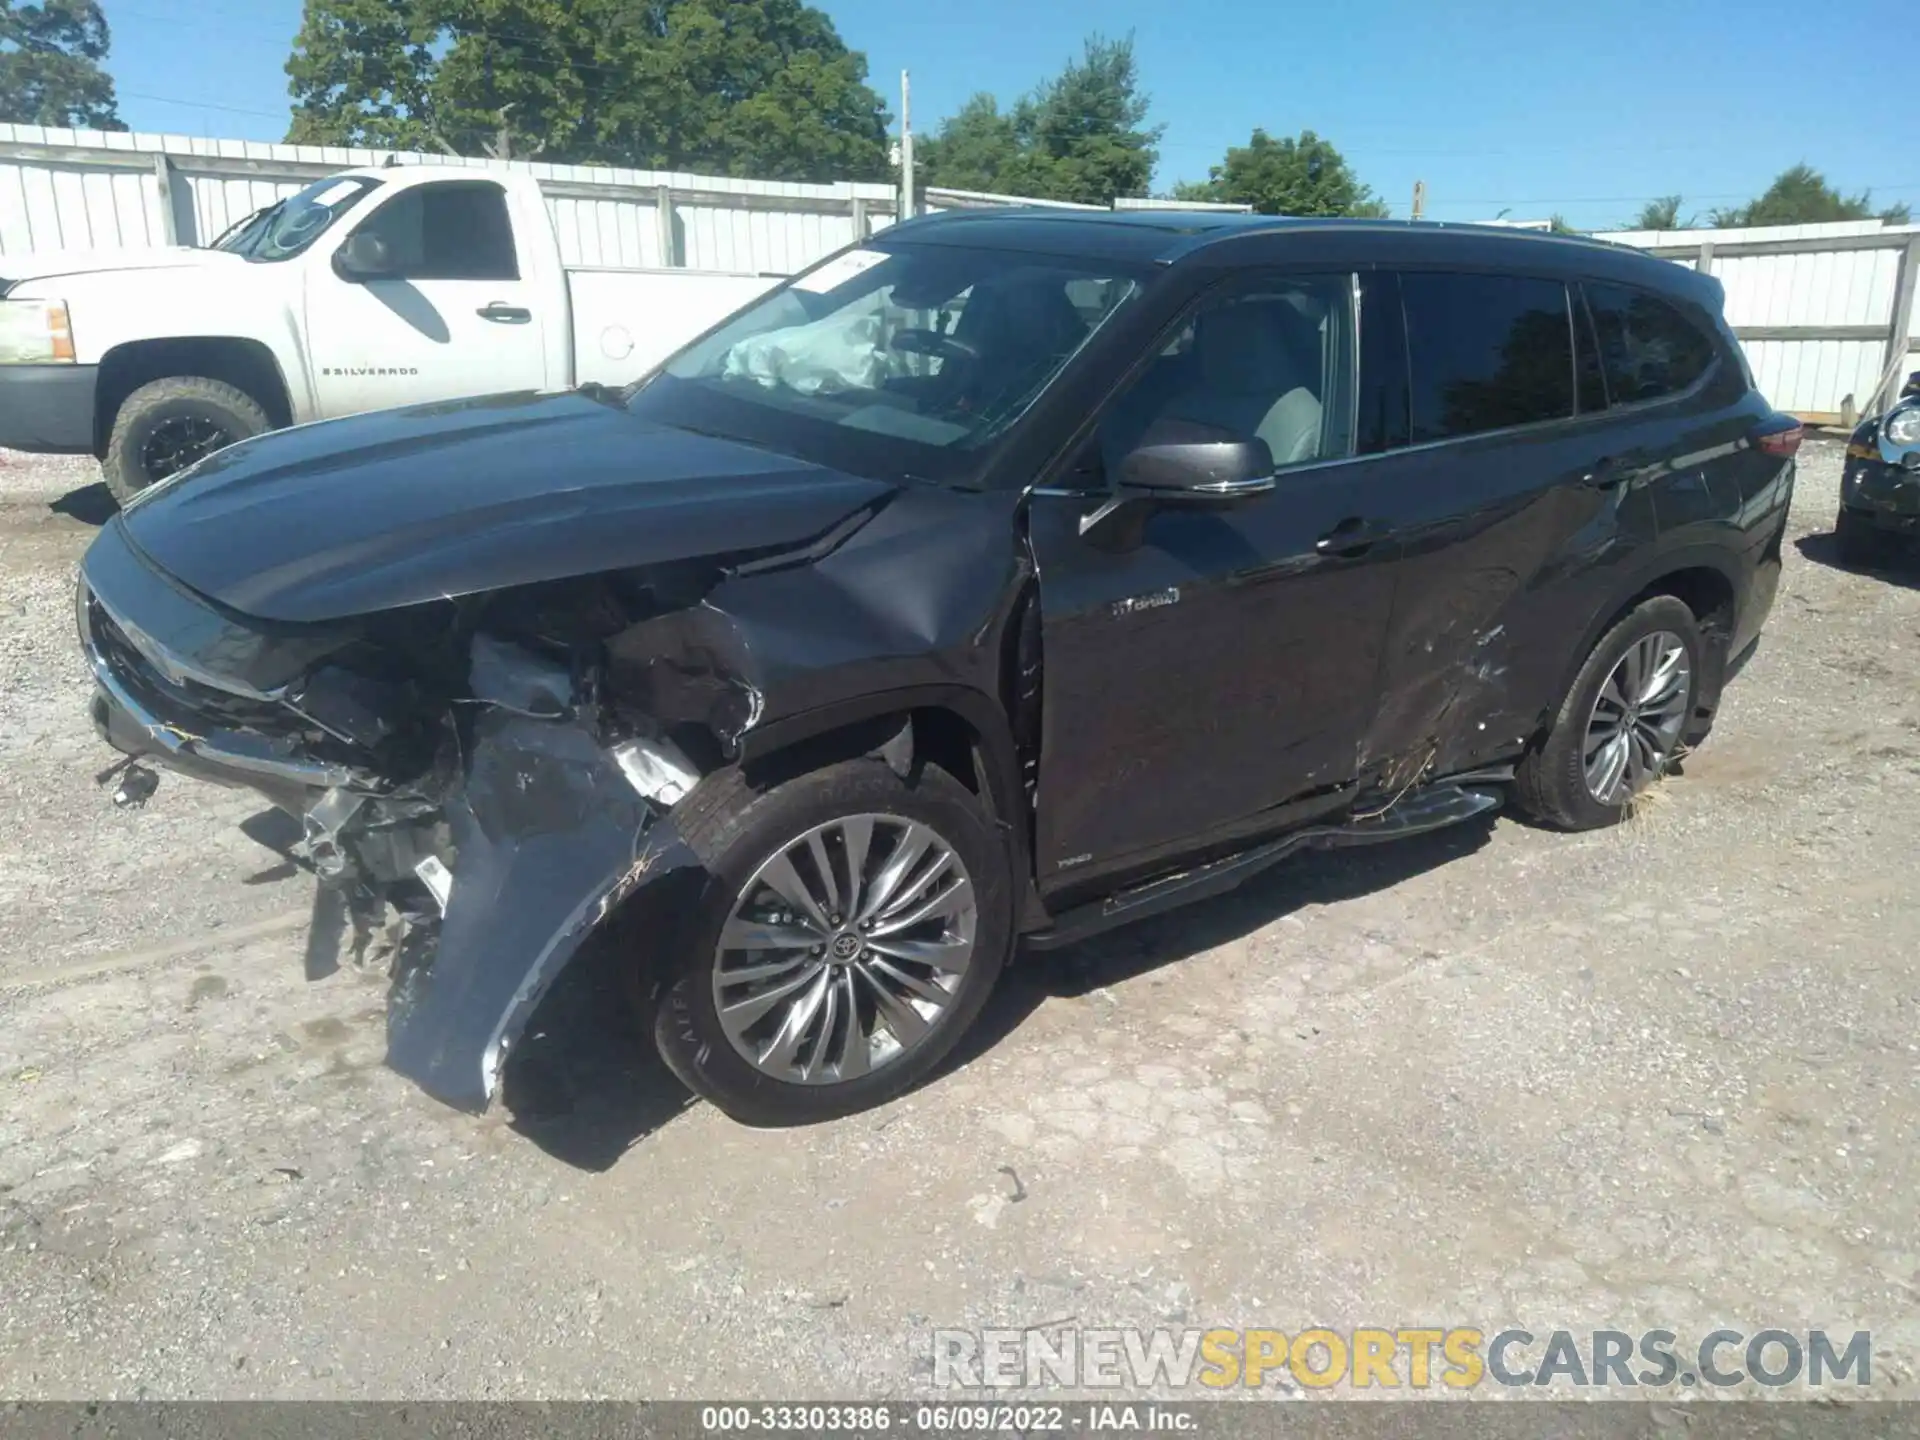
1583,630 -> 1692,804
712,814 -> 978,1085
141,415 -> 231,482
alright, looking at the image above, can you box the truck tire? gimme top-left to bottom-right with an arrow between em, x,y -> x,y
102,376 -> 270,506
649,757 -> 1013,1126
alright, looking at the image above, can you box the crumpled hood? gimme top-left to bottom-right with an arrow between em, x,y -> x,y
118,390 -> 896,623
1,246 -> 243,289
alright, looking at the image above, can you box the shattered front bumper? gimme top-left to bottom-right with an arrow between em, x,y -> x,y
78,538 -> 702,1115
1842,445 -> 1920,531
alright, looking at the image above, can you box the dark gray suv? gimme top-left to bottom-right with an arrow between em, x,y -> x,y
78,212 -> 1799,1125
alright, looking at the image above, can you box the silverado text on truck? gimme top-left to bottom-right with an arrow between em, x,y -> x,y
0,165 -> 779,502
78,211 -> 1799,1125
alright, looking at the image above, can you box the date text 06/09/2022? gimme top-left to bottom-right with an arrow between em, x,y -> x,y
699,1404 -> 1199,1433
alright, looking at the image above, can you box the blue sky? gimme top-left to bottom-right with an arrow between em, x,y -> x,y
106,0 -> 1913,231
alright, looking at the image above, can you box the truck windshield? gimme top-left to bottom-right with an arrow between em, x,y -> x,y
214,176 -> 382,262
627,242 -> 1139,481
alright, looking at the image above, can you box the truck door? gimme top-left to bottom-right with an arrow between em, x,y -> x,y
304,179 -> 554,416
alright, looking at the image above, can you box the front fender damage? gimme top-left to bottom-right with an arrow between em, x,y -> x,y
105,482 -> 1025,1115
386,708 -> 699,1113
312,639 -> 711,1114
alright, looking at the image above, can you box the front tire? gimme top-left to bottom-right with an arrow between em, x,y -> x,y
1513,596 -> 1703,830
651,758 -> 1013,1126
102,376 -> 270,506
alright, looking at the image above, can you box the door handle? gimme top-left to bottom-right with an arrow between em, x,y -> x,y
1315,517 -> 1392,557
1581,455 -> 1631,489
477,302 -> 532,324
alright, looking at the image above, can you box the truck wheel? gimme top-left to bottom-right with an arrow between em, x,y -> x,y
1513,595 -> 1703,831
650,757 -> 1013,1126
102,377 -> 270,506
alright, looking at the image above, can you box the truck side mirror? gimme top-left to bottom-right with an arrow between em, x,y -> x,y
1902,371 -> 1920,400
333,231 -> 395,282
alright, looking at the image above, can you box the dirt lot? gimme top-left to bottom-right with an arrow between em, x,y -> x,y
1,441 -> 1916,1400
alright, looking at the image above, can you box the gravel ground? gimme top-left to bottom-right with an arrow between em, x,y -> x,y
1,442 -> 1917,1401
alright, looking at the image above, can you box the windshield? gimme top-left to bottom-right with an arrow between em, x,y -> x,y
627,242 -> 1139,481
214,176 -> 382,262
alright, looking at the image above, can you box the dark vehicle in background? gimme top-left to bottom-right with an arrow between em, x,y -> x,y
1837,372 -> 1920,566
77,212 -> 1798,1126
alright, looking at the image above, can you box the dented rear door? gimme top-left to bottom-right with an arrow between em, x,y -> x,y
1354,269 -> 1661,786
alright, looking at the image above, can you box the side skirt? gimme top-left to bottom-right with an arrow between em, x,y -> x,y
1020,774 -> 1508,954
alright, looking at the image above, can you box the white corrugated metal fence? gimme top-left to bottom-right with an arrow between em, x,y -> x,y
1,124 -> 1911,420
1611,220 -> 1920,421
0,122 -> 895,278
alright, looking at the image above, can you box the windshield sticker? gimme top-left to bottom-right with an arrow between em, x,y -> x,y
792,249 -> 890,294
308,180 -> 364,208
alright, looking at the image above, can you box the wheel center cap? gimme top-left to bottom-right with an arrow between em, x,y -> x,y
829,933 -> 862,961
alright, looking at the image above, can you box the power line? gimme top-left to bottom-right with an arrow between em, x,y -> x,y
118,89 -> 287,121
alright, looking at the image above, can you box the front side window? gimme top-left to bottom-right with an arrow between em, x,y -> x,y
629,243 -> 1139,479
1402,272 -> 1574,443
1097,274 -> 1355,474
1584,282 -> 1715,405
215,176 -> 381,263
350,182 -> 520,281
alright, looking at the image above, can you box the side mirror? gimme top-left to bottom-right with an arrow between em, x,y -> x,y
1115,419 -> 1275,502
1901,371 -> 1920,400
333,230 -> 394,281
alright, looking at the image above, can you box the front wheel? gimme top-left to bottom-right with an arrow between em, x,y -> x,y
651,758 -> 1013,1125
102,376 -> 270,506
1513,596 -> 1703,830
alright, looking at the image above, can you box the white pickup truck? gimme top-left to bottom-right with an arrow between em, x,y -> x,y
0,164 -> 784,501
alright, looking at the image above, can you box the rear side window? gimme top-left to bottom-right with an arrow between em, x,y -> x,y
1584,283 -> 1715,404
1401,273 -> 1574,443
355,182 -> 520,282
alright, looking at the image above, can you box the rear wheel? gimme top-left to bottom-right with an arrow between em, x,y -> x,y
1834,505 -> 1899,569
102,376 -> 270,506
650,758 -> 1012,1125
1514,596 -> 1702,830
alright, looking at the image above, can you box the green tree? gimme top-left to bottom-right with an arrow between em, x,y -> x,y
1710,164 -> 1909,227
585,0 -> 890,179
286,0 -> 438,150
0,0 -> 124,130
918,34 -> 1161,204
1172,129 -> 1385,217
1631,194 -> 1686,230
285,0 -> 890,180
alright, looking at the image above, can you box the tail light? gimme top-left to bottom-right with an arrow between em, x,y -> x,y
1755,421 -> 1802,459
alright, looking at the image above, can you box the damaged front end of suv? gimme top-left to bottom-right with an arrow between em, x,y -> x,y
78,390 -> 1023,1114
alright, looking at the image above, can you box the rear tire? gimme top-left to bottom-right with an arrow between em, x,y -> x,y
1513,596 -> 1703,831
649,757 -> 1013,1126
102,376 -> 270,506
1834,505 -> 1899,569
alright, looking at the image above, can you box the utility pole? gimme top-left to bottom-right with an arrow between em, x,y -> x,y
900,70 -> 916,221
1411,180 -> 1426,221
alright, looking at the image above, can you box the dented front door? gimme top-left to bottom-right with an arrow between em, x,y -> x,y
1027,465 -> 1405,890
